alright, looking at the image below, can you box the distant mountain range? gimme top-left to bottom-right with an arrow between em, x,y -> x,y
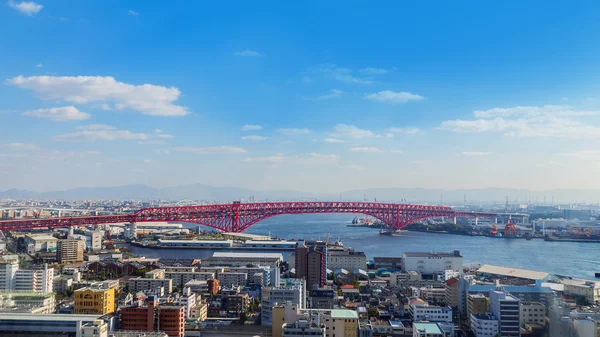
0,184 -> 599,203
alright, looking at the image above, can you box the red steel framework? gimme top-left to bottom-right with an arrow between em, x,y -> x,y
0,201 -> 496,233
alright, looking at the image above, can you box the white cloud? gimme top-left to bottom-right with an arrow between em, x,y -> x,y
35,63 -> 43,68
344,164 -> 365,170
359,67 -> 387,75
138,140 -> 165,145
59,17 -> 69,22
241,135 -> 267,141
7,0 -> 42,15
22,106 -> 91,121
156,149 -> 170,155
243,155 -> 286,164
331,124 -> 374,138
55,125 -> 148,142
323,138 -> 344,144
317,89 -> 343,100
243,153 -> 339,166
0,143 -> 39,150
235,50 -> 262,57
278,128 -> 311,136
128,9 -> 139,16
143,159 -> 151,163
387,127 -> 421,134
241,124 -> 262,131
441,105 -> 600,140
315,64 -> 373,84
350,146 -> 383,153
461,151 -> 491,157
364,90 -> 424,104
473,105 -> 600,118
441,115 -> 600,140
7,75 -> 189,116
174,146 -> 247,155
156,133 -> 174,139
559,150 -> 600,160
389,150 -> 403,153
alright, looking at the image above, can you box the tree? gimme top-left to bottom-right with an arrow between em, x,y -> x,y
367,307 -> 378,318
239,312 -> 247,324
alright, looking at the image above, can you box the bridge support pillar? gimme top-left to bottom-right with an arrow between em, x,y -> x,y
475,217 -> 478,225
453,217 -> 457,225
495,217 -> 498,224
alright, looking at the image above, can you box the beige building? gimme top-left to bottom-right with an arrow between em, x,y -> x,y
562,279 -> 600,304
190,301 -> 208,320
144,269 -> 166,279
57,239 -> 84,264
520,301 -> 546,326
467,293 -> 490,325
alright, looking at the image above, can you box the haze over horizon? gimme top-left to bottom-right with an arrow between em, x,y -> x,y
3,1 -> 600,193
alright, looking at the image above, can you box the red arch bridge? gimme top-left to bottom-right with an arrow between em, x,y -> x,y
0,201 -> 496,233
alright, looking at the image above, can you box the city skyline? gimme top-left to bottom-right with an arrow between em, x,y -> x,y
3,1 -> 600,192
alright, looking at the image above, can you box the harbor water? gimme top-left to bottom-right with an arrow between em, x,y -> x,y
127,214 -> 599,280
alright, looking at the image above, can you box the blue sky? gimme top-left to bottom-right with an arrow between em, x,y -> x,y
2,0 -> 600,192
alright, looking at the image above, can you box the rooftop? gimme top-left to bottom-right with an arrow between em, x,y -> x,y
0,313 -> 101,321
329,309 -> 358,319
210,252 -> 283,259
468,284 -> 553,294
413,322 -> 444,334
404,250 -> 462,258
477,264 -> 551,281
25,234 -> 57,241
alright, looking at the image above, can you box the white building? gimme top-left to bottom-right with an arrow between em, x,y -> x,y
85,231 -> 103,251
327,249 -> 367,271
520,301 -> 545,326
128,277 -> 173,294
409,303 -> 452,323
0,292 -> 56,314
490,289 -> 521,337
470,313 -> 499,337
177,287 -> 197,319
0,257 -> 53,294
403,251 -> 463,275
390,270 -> 422,287
282,319 -> 326,337
573,317 -> 598,337
165,271 -> 215,288
24,234 -> 58,252
14,264 -> 54,294
262,279 -> 306,327
217,272 -> 248,287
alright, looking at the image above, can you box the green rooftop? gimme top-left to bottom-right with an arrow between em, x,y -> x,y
330,309 -> 358,319
413,322 -> 443,334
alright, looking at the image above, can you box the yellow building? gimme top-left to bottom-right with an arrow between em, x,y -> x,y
74,285 -> 115,315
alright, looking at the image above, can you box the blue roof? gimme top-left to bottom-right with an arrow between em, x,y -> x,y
413,322 -> 444,334
468,285 -> 553,293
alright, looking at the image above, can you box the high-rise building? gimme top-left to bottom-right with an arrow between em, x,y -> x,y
85,231 -> 103,251
444,277 -> 459,308
0,256 -> 54,294
261,279 -> 306,327
74,284 -> 115,315
490,289 -> 521,337
57,239 -> 84,264
296,242 -> 327,289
